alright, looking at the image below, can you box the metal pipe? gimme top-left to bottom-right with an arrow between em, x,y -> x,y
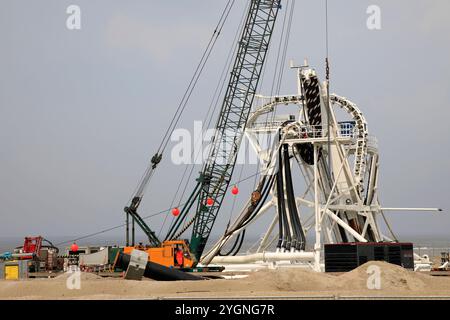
313,144 -> 321,271
380,208 -> 443,212
210,251 -> 315,264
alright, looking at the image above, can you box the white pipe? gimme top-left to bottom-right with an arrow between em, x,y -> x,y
313,144 -> 321,271
210,251 -> 315,264
381,208 -> 443,212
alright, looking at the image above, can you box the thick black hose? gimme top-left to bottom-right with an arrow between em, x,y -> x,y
224,175 -> 272,237
276,169 -> 284,249
231,229 -> 246,256
218,232 -> 241,256
277,149 -> 291,250
215,175 -> 274,257
115,252 -> 206,281
283,145 -> 298,249
238,175 -> 276,231
283,145 -> 306,250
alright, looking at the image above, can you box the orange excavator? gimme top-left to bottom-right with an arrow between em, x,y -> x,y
123,240 -> 195,269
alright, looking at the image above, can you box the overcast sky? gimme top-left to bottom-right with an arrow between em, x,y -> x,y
0,1 -> 449,244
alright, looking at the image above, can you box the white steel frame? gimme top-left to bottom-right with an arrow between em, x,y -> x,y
202,67 -> 440,271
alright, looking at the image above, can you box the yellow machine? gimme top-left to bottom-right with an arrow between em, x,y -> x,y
123,240 -> 195,269
5,265 -> 19,280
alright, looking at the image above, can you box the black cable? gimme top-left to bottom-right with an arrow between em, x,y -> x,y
275,0 -> 295,94
282,144 -> 298,249
283,144 -> 306,250
278,145 -> 291,250
275,148 -> 284,249
56,170 -> 266,247
262,0 -> 296,181
324,0 -> 332,177
128,0 -> 236,207
226,164 -> 245,230
156,0 -> 236,155
54,208 -> 178,247
237,175 -> 276,231
161,3 -> 249,238
221,173 -> 273,239
222,142 -> 286,240
231,229 -> 246,256
157,167 -> 187,239
269,0 -> 290,98
218,231 -> 241,256
260,0 -> 289,172
42,238 -> 56,248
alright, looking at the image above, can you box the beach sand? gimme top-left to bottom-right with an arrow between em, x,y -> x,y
1,261 -> 449,299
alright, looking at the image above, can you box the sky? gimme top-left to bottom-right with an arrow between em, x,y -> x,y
0,0 -> 449,245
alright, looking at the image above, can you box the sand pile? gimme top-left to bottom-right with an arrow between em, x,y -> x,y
245,267 -> 337,292
242,261 -> 450,293
336,261 -> 429,291
1,261 -> 450,299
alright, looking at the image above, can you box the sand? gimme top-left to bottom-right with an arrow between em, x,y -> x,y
1,261 -> 450,299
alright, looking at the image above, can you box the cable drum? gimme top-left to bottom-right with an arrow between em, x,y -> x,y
295,71 -> 323,166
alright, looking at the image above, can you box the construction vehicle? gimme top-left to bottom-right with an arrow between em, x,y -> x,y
121,0 -> 281,270
17,236 -> 60,271
21,236 -> 43,260
1,236 -> 61,278
123,240 -> 195,269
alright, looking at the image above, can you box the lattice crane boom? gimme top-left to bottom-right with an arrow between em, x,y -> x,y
188,0 -> 281,261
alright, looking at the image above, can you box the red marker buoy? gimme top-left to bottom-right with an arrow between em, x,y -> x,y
172,207 -> 180,216
231,186 -> 239,195
70,243 -> 78,253
206,198 -> 214,206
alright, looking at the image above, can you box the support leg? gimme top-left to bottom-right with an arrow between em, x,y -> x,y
314,144 -> 322,271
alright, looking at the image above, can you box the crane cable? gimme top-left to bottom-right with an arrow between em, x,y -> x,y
254,0 -> 295,187
324,0 -> 332,174
158,1 -> 249,239
128,0 -> 236,203
156,0 -> 236,155
224,1 -> 297,250
56,170 -> 266,247
253,0 -> 290,188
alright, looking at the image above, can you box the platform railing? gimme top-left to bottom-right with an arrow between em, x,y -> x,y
248,122 -> 379,149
